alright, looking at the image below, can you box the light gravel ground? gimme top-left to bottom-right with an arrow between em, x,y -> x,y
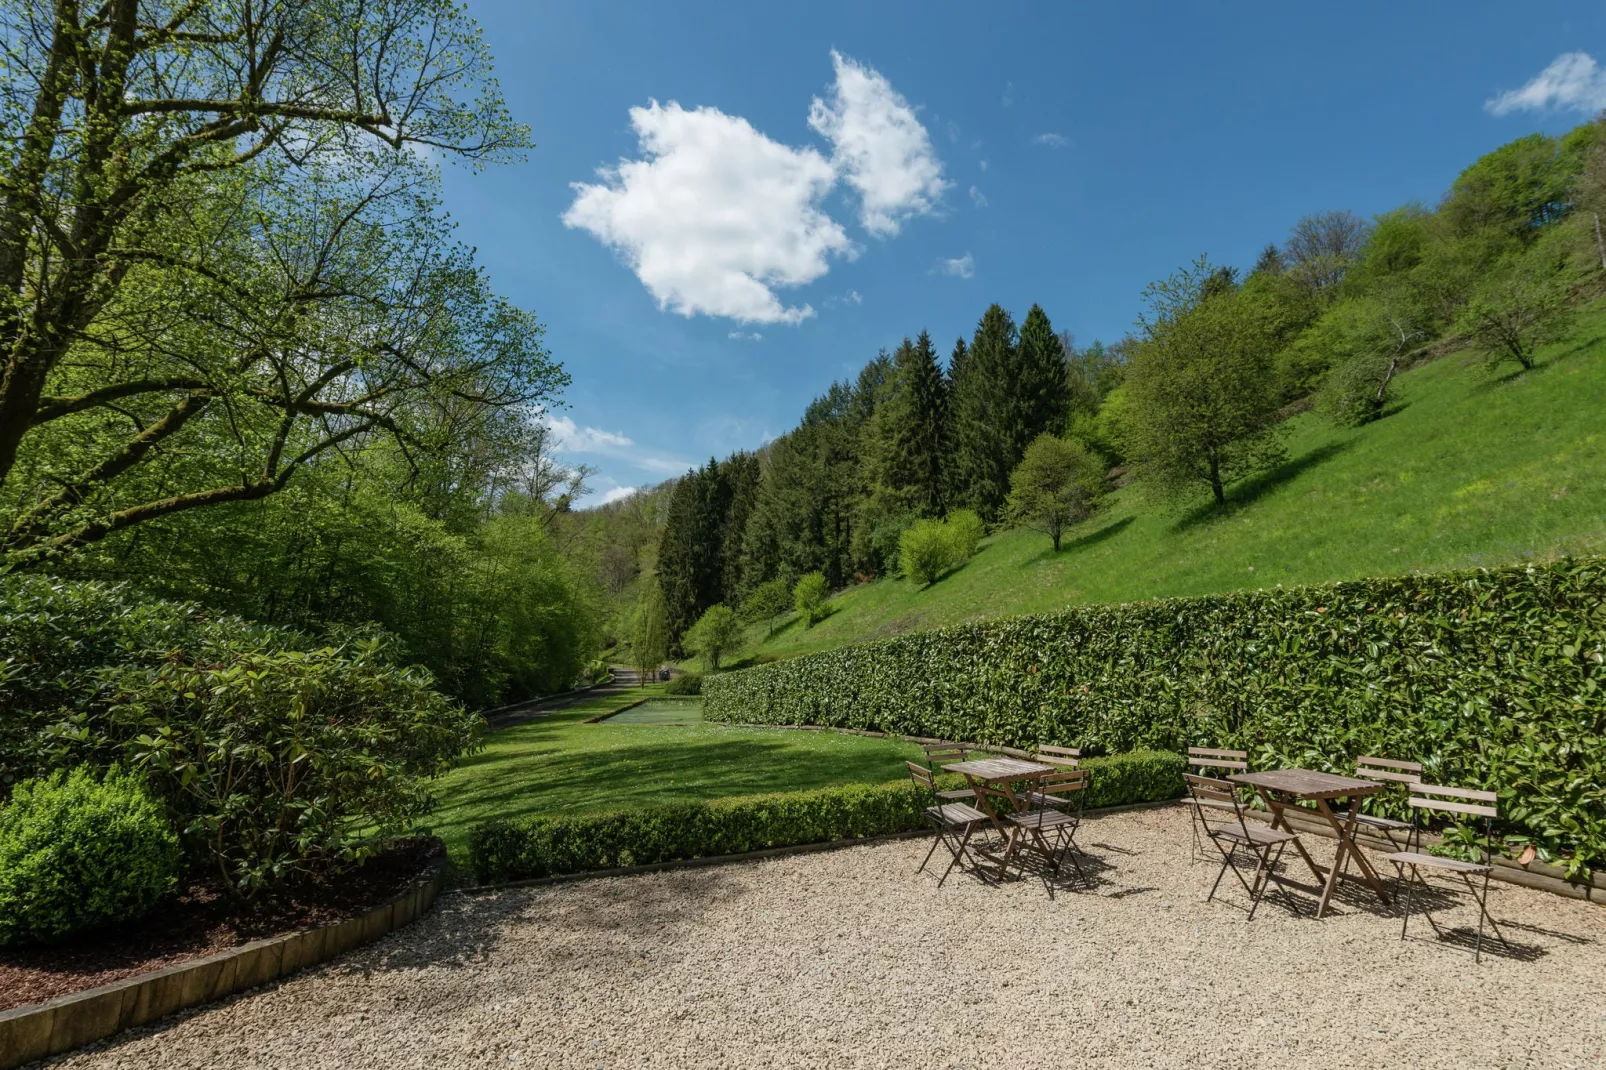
53,806 -> 1606,1070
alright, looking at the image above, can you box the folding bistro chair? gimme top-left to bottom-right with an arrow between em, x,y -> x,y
1185,747 -> 1248,863
922,743 -> 977,805
1184,772 -> 1304,920
1004,767 -> 1090,883
1334,756 -> 1422,885
906,761 -> 990,887
1385,783 -> 1510,963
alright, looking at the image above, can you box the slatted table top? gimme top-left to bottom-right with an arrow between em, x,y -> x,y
1230,768 -> 1382,800
943,757 -> 1054,782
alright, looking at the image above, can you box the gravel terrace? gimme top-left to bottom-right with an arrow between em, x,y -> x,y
52,806 -> 1606,1070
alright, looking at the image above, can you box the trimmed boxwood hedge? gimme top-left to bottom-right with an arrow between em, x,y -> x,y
468,749 -> 1185,883
704,558 -> 1606,877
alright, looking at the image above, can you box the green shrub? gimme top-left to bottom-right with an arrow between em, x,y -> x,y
705,558 -> 1606,877
944,509 -> 985,562
467,751 -> 1184,884
470,780 -> 927,883
899,519 -> 953,587
0,574 -> 482,897
665,672 -> 702,695
0,766 -> 180,946
793,572 -> 830,627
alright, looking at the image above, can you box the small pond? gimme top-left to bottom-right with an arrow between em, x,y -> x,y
598,699 -> 705,726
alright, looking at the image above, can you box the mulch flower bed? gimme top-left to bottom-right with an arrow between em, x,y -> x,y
0,837 -> 441,1013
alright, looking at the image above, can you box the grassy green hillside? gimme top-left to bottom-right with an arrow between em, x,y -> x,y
733,306 -> 1606,662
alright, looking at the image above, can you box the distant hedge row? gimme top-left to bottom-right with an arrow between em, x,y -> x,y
469,749 -> 1183,883
705,559 -> 1606,877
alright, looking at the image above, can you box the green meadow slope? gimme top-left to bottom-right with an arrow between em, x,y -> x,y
735,307 -> 1606,662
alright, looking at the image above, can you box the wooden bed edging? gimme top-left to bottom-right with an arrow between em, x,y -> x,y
456,798 -> 1179,894
1245,807 -> 1605,905
0,841 -> 448,1070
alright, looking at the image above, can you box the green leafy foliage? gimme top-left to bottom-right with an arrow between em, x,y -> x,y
740,578 -> 794,636
944,509 -> 985,563
664,673 -> 703,696
467,749 -> 1185,883
794,572 -> 830,627
0,766 -> 180,946
707,558 -> 1606,878
1006,434 -> 1104,551
468,781 -> 927,882
631,580 -> 671,680
684,604 -> 742,670
899,519 -> 954,587
0,574 -> 481,897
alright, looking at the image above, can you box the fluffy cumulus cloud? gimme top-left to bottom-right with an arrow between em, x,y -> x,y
1034,132 -> 1069,148
596,485 -> 639,506
1487,52 -> 1606,116
969,185 -> 988,208
565,52 -> 945,325
546,414 -> 633,452
809,50 -> 948,238
937,252 -> 975,279
563,102 -> 850,325
546,414 -> 690,476
727,330 -> 763,341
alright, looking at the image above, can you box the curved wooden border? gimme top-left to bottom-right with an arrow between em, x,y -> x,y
0,841 -> 446,1069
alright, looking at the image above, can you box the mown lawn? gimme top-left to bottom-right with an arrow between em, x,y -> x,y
426,686 -> 925,878
732,309 -> 1606,662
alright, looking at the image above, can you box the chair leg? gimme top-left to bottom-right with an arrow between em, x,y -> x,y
1399,864 -> 1419,942
1206,840 -> 1237,904
936,822 -> 972,888
918,824 -> 943,874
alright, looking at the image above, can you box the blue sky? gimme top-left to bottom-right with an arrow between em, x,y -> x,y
437,0 -> 1606,505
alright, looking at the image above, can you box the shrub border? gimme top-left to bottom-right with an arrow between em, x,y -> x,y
0,839 -> 447,1069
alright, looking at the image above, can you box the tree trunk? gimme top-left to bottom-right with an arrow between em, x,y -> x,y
1208,455 -> 1225,506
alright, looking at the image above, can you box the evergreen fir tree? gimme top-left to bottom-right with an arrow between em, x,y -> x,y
884,329 -> 948,516
948,303 -> 1018,519
1014,304 -> 1073,455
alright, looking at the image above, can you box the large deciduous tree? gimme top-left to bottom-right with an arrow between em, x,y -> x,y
1006,433 -> 1103,551
0,0 -> 547,565
1124,259 -> 1285,507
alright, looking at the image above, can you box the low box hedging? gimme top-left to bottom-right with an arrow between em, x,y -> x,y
468,749 -> 1183,883
704,558 -> 1606,877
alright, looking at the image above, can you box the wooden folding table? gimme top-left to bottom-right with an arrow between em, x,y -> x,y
1229,767 -> 1394,919
943,757 -> 1056,878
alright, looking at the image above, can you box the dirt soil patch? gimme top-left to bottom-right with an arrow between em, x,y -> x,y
0,837 -> 440,1012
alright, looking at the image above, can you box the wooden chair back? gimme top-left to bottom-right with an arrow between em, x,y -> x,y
923,743 -> 969,768
1406,783 -> 1498,860
1408,783 -> 1497,820
1037,768 -> 1088,798
1356,756 -> 1422,785
1188,746 -> 1248,773
1036,744 -> 1081,767
1184,772 -> 1250,837
906,761 -> 937,796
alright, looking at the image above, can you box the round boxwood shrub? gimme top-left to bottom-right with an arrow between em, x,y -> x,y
664,672 -> 702,696
0,766 -> 181,946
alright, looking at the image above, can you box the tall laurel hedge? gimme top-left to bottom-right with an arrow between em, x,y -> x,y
705,559 -> 1606,876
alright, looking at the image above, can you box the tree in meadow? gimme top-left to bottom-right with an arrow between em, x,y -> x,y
684,604 -> 742,671
793,572 -> 830,627
1124,260 -> 1285,507
1006,434 -> 1104,551
631,580 -> 671,683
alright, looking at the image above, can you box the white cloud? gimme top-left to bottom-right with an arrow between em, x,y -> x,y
969,185 -> 988,208
946,120 -> 961,144
545,413 -> 691,478
566,53 -> 946,325
1034,132 -> 1069,148
546,414 -> 633,451
937,252 -> 975,279
978,158 -> 989,172
809,51 -> 948,238
844,289 -> 863,305
1002,81 -> 1016,107
563,100 -> 851,325
597,485 -> 639,506
727,330 -> 764,341
1486,51 -> 1606,115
